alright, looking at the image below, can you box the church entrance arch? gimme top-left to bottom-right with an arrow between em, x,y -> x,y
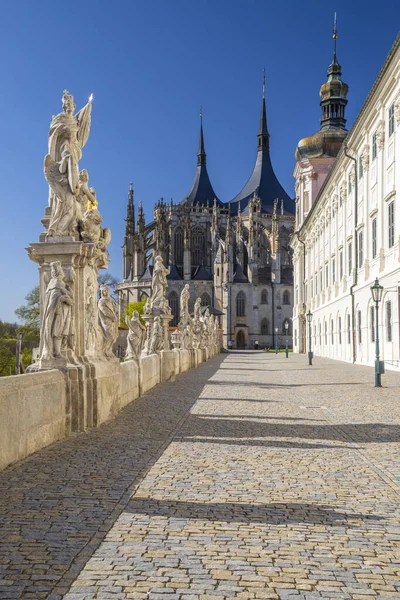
236,330 -> 246,349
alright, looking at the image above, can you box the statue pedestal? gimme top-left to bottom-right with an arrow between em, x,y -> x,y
27,239 -> 114,433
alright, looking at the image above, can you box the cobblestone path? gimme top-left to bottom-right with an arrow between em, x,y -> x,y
1,353 -> 400,600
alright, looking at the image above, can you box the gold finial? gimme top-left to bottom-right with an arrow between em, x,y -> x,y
262,67 -> 266,99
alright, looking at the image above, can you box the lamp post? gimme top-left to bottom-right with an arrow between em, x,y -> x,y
370,278 -> 384,387
284,321 -> 289,358
275,327 -> 279,354
306,310 -> 313,366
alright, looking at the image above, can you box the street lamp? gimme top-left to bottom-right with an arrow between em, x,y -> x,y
284,321 -> 289,358
275,327 -> 279,354
306,310 -> 313,366
370,277 -> 384,387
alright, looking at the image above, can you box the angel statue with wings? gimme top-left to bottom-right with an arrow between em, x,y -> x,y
45,90 -> 93,238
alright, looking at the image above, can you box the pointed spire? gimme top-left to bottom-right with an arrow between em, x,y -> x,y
320,13 -> 349,131
197,106 -> 206,167
332,12 -> 338,64
257,68 -> 270,152
125,182 -> 135,236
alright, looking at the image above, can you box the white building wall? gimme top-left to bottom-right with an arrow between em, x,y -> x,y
292,37 -> 400,370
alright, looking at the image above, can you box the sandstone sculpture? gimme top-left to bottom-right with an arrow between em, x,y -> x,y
98,285 -> 118,357
40,261 -> 73,360
179,284 -> 190,326
149,316 -> 164,354
45,90 -> 93,238
125,311 -> 146,360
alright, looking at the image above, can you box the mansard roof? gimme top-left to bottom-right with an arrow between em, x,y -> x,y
228,96 -> 295,216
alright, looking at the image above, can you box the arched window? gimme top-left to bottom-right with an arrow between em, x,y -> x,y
191,227 -> 205,267
201,292 -> 211,307
282,319 -> 291,335
140,291 -> 149,302
261,289 -> 268,304
236,291 -> 246,317
261,318 -> 268,335
174,227 -> 184,266
168,291 -> 179,327
283,290 -> 290,305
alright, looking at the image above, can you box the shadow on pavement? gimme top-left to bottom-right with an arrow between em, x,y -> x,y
126,497 -> 385,525
0,355 -> 226,600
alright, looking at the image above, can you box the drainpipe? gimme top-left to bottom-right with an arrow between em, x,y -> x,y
343,143 -> 358,363
296,231 -> 306,353
271,281 -> 275,350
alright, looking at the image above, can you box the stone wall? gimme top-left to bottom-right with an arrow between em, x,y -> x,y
0,342 -> 221,471
0,370 -> 66,471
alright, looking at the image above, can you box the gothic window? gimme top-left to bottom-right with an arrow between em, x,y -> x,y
174,227 -> 184,266
201,292 -> 211,307
168,291 -> 179,327
261,289 -> 268,304
236,291 -> 246,317
261,318 -> 268,335
282,290 -> 290,305
191,227 -> 205,267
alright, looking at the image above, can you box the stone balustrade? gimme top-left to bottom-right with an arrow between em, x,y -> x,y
0,342 -> 221,471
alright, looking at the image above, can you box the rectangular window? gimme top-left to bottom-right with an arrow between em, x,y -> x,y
348,174 -> 352,195
359,157 -> 363,179
331,320 -> 334,344
332,258 -> 336,283
372,218 -> 377,259
358,310 -> 362,344
348,241 -> 352,275
325,263 -> 329,288
371,306 -> 375,342
339,317 -> 342,345
388,201 -> 395,248
372,131 -> 377,160
389,103 -> 395,137
320,268 -> 323,292
358,231 -> 363,268
347,314 -> 351,344
339,250 -> 343,280
386,301 -> 392,342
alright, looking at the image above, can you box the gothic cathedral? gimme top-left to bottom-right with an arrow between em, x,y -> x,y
118,93 -> 295,349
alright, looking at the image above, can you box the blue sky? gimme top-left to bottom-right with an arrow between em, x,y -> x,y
0,0 -> 399,322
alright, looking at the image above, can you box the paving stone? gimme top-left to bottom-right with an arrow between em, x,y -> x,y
1,353 -> 400,600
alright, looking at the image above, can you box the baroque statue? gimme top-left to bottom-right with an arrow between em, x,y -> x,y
45,90 -> 93,238
150,316 -> 164,354
125,311 -> 146,360
179,284 -> 190,326
146,255 -> 170,314
40,261 -> 73,360
98,285 -> 118,357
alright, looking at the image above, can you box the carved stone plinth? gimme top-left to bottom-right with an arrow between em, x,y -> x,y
141,311 -> 173,357
26,239 -> 117,433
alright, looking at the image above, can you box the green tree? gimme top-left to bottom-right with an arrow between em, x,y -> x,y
122,299 -> 147,326
0,346 -> 16,377
15,286 -> 40,328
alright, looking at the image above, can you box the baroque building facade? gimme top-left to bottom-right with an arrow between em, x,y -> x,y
291,33 -> 400,370
118,94 -> 295,349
